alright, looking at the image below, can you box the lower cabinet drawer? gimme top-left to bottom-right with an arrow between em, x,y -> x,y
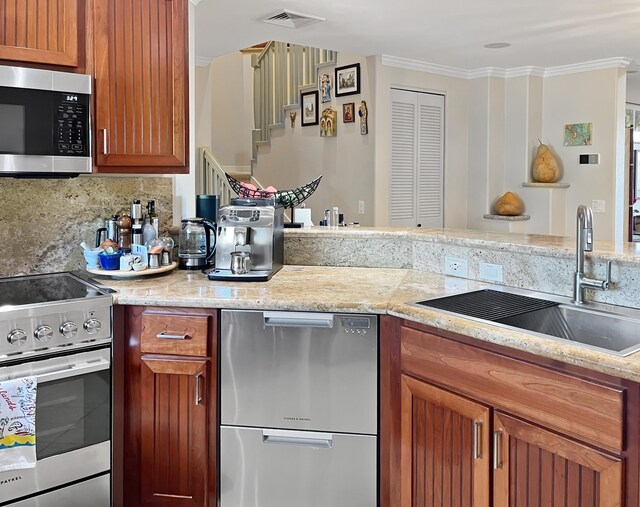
140,312 -> 209,356
220,426 -> 377,507
400,326 -> 625,454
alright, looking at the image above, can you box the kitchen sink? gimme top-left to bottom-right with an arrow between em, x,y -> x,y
414,288 -> 640,357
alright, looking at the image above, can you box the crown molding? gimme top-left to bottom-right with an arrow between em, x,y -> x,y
195,56 -> 212,67
381,54 -> 631,80
381,55 -> 469,79
190,0 -> 203,5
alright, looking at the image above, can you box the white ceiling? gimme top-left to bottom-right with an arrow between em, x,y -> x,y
195,0 -> 640,73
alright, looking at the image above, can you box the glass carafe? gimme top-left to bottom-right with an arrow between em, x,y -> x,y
178,218 -> 216,269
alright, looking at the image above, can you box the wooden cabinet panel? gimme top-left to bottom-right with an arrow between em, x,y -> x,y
141,312 -> 209,356
401,326 -> 625,454
400,374 -> 490,507
93,0 -> 188,172
140,355 -> 209,506
0,0 -> 79,66
494,412 -> 622,507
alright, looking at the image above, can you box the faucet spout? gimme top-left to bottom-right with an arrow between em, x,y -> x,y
573,205 -> 610,304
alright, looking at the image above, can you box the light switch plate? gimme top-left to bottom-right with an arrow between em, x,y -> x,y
592,199 -> 605,213
479,262 -> 503,283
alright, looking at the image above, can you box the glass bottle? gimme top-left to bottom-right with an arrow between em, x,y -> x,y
147,200 -> 159,237
143,216 -> 157,244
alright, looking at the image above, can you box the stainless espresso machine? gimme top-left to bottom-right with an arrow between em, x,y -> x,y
207,198 -> 284,281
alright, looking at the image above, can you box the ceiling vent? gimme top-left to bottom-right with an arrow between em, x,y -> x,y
259,9 -> 326,29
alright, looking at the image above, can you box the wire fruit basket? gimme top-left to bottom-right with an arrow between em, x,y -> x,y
225,173 -> 322,210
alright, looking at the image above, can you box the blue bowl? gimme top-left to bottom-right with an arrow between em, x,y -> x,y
98,250 -> 122,270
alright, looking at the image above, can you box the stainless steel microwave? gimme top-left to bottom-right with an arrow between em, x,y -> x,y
0,65 -> 91,175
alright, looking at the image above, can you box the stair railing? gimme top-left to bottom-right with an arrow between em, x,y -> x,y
251,42 -> 336,148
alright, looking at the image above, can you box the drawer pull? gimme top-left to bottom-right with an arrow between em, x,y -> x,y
493,430 -> 503,470
156,331 -> 189,340
262,429 -> 333,448
194,373 -> 203,405
473,421 -> 482,460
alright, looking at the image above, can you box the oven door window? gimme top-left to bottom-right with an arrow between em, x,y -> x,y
35,367 -> 110,460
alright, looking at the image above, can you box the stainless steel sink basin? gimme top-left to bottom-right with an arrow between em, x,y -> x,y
413,287 -> 640,357
497,304 -> 640,356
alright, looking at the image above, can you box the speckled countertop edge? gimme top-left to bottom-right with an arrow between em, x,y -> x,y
96,266 -> 640,383
287,227 -> 640,265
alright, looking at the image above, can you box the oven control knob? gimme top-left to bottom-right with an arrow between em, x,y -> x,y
59,321 -> 78,339
7,329 -> 27,346
34,325 -> 53,343
83,318 -> 102,335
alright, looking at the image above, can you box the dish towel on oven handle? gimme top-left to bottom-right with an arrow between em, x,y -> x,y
0,377 -> 37,471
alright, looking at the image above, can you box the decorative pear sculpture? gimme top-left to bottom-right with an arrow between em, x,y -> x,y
532,140 -> 560,183
494,191 -> 524,216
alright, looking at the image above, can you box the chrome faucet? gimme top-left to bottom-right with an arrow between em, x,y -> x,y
573,205 -> 611,304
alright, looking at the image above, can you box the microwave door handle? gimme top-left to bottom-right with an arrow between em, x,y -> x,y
262,429 -> 333,449
33,358 -> 110,384
263,311 -> 334,329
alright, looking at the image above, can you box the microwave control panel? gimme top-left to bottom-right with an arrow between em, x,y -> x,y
55,92 -> 90,156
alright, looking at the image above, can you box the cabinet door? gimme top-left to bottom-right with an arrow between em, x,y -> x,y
140,356 -> 209,506
93,0 -> 188,172
493,412 -> 623,507
0,0 -> 79,66
400,374 -> 490,507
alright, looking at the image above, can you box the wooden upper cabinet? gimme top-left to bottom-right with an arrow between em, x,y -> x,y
0,0 -> 79,66
400,374 -> 490,507
494,412 -> 623,507
93,0 -> 188,173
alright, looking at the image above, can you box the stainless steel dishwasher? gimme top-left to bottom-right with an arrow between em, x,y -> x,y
220,310 -> 378,507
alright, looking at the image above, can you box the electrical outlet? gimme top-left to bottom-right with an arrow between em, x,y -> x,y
444,256 -> 468,278
592,200 -> 606,213
479,262 -> 503,283
358,200 -> 365,214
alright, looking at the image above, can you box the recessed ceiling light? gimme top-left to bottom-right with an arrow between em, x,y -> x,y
484,42 -> 512,49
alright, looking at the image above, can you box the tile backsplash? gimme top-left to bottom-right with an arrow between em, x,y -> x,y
0,175 -> 174,276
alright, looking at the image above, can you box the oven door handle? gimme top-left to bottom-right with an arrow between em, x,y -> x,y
34,358 -> 110,384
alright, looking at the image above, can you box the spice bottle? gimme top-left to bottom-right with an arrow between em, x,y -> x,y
117,212 -> 132,252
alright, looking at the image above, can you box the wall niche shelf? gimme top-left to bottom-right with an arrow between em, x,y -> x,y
483,214 -> 531,221
522,182 -> 570,189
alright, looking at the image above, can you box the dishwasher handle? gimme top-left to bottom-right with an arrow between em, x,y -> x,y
262,429 -> 333,448
263,311 -> 334,329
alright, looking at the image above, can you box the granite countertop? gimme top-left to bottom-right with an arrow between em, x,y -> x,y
94,265 -> 640,383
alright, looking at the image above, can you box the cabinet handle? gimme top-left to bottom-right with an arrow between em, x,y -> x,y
194,372 -> 203,405
102,129 -> 108,154
156,331 -> 188,340
473,421 -> 482,459
493,430 -> 503,470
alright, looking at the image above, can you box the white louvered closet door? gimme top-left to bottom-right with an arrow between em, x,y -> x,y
390,89 -> 444,227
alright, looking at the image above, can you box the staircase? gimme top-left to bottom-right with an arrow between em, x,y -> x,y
251,41 -> 337,168
199,148 -> 257,206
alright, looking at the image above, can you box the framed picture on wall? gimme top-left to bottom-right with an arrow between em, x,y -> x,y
300,90 -> 319,127
343,103 -> 355,123
335,63 -> 361,97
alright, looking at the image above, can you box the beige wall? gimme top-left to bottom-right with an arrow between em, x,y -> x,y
542,68 -> 621,241
199,52 -> 254,172
253,52 -> 376,226
373,59 -> 470,228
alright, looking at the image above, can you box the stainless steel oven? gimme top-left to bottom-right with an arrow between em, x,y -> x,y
0,273 -> 112,506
